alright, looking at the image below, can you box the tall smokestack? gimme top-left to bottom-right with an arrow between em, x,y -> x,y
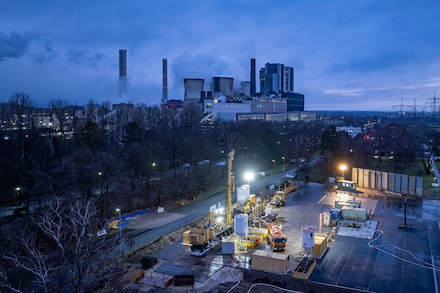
119,49 -> 127,99
250,58 -> 256,96
162,58 -> 168,104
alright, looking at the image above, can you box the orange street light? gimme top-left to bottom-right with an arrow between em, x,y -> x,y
340,165 -> 347,179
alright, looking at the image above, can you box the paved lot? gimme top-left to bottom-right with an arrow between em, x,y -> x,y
131,180 -> 440,292
309,186 -> 440,293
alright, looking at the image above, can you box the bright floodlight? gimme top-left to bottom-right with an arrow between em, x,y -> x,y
116,208 -> 120,212
244,172 -> 254,182
340,165 -> 347,178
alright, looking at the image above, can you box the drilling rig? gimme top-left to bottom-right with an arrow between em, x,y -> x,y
183,149 -> 236,255
225,149 -> 235,226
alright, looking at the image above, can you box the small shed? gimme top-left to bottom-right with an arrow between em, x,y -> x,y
337,180 -> 357,191
251,249 -> 290,275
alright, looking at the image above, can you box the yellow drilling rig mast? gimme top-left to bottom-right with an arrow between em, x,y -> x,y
226,149 -> 235,225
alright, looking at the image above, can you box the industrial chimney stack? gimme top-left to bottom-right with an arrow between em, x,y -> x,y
250,58 -> 256,96
162,58 -> 168,104
119,49 -> 127,99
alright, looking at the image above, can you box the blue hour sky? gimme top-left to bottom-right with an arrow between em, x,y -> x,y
1,0 -> 440,111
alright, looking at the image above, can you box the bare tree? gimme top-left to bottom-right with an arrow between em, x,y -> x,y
98,100 -> 113,132
2,228 -> 63,292
36,197 -> 115,293
8,93 -> 34,130
49,99 -> 70,138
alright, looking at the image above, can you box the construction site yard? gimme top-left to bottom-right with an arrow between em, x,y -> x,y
96,183 -> 440,293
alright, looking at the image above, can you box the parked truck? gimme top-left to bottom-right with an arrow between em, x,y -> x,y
267,223 -> 287,251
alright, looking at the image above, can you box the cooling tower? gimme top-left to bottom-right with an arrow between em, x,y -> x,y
211,77 -> 233,97
184,78 -> 204,102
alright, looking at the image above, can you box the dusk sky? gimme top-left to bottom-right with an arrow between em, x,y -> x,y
1,1 -> 440,111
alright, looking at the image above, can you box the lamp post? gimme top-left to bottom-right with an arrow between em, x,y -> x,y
15,187 -> 22,207
282,157 -> 285,164
272,159 -> 276,168
115,208 -> 122,256
98,172 -> 103,198
340,165 -> 347,179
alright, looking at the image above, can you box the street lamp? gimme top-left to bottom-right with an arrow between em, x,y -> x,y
340,165 -> 347,179
244,172 -> 254,185
272,159 -> 276,167
98,172 -> 103,198
15,187 -> 22,207
282,157 -> 285,164
115,208 -> 122,256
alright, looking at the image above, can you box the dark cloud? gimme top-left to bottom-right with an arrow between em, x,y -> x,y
0,31 -> 55,63
66,49 -> 105,68
0,31 -> 36,60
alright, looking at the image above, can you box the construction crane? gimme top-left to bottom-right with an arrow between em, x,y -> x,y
226,149 -> 235,225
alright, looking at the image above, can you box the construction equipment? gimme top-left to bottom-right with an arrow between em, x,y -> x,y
267,223 -> 287,251
225,149 -> 235,225
270,191 -> 285,207
281,179 -> 298,194
188,224 -> 216,256
244,194 -> 266,216
183,149 -> 235,255
261,212 -> 278,224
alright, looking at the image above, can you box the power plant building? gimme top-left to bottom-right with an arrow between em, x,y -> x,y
203,97 -> 313,122
177,58 -> 309,123
260,63 -> 294,95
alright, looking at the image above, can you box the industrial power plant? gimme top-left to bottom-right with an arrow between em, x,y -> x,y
118,49 -> 308,123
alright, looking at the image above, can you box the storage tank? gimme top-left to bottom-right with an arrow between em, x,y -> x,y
235,214 -> 248,237
301,226 -> 315,252
322,211 -> 330,226
237,186 -> 246,204
242,184 -> 250,201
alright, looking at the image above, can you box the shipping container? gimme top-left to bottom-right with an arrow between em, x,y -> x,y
251,250 -> 290,275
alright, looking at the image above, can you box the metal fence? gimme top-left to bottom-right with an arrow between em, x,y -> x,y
119,176 -> 273,255
352,167 -> 423,197
121,205 -> 211,255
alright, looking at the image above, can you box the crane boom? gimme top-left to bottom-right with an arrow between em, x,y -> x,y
226,149 -> 235,225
